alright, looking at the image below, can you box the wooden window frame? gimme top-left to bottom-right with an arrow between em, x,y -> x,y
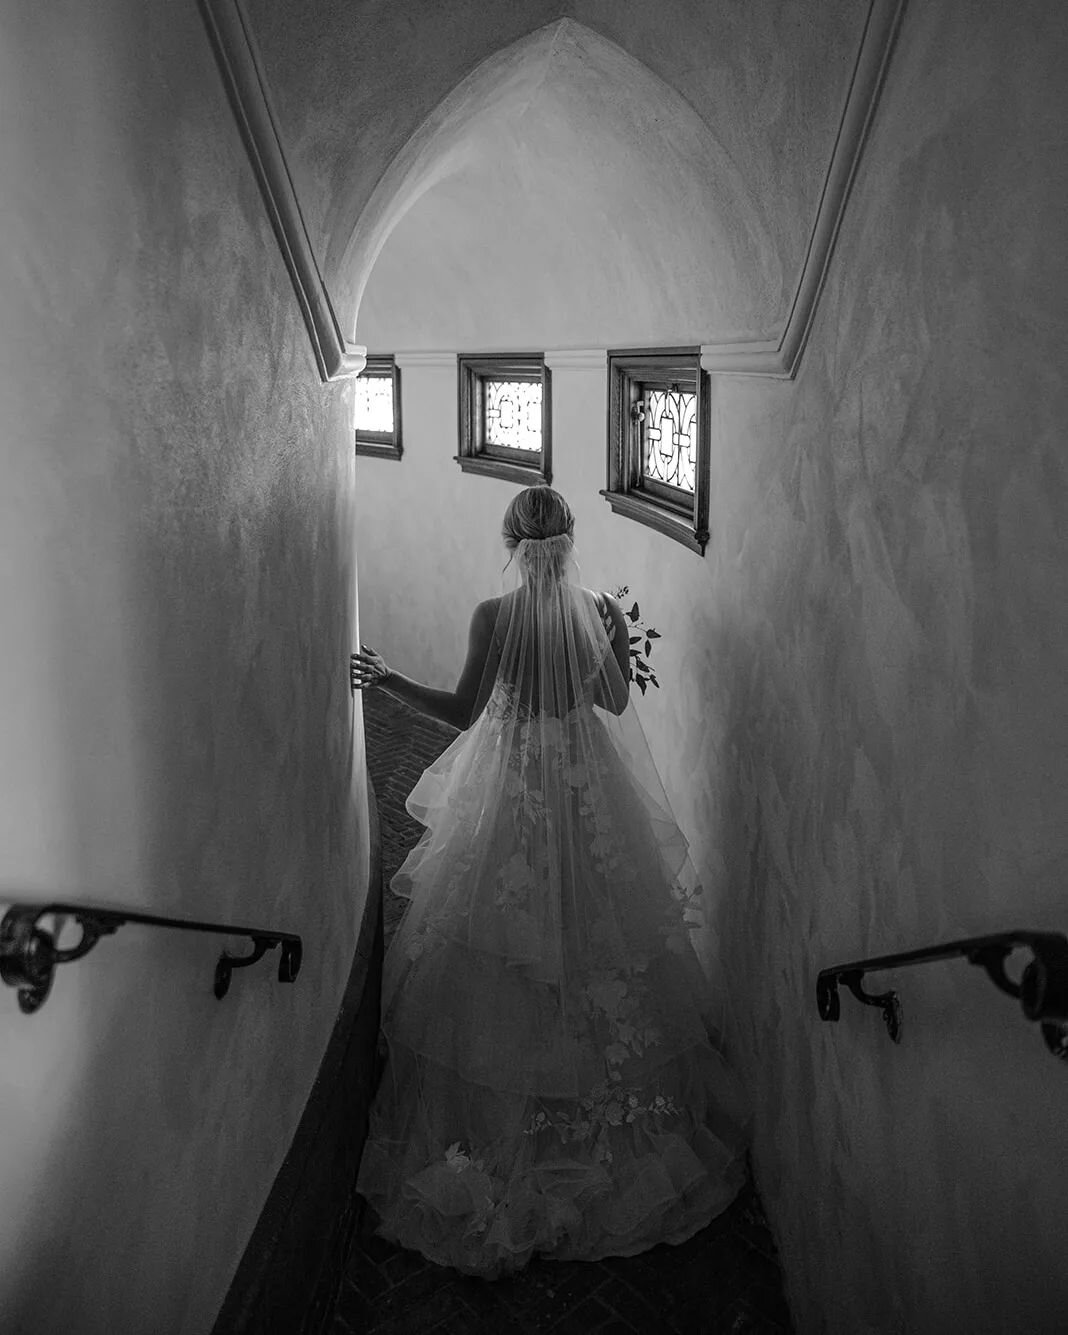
602,347 -> 709,555
456,354 -> 552,485
354,355 -> 402,460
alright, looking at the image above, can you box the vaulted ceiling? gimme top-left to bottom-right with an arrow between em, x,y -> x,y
240,0 -> 870,350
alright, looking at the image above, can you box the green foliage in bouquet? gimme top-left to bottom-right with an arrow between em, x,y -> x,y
612,586 -> 661,695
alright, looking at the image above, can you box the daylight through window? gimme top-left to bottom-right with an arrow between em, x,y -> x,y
354,355 -> 401,460
354,376 -> 393,435
484,380 -> 543,452
457,355 -> 551,485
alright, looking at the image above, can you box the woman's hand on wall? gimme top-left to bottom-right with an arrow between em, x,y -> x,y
350,645 -> 391,691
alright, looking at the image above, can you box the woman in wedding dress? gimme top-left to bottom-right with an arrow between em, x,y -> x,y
350,485 -> 748,1277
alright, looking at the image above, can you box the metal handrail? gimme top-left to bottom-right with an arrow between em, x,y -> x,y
0,900 -> 302,1014
817,930 -> 1068,1061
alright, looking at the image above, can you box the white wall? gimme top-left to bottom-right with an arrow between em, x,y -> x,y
0,2 -> 369,1331
353,1 -> 1068,1330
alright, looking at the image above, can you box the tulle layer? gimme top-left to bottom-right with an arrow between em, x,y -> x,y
358,1042 -> 748,1277
387,701 -> 699,992
383,934 -> 712,1100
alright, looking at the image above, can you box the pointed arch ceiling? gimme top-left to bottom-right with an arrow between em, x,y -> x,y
222,0 -> 901,371
349,19 -> 788,349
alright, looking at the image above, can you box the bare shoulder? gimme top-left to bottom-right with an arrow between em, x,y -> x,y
584,587 -> 622,617
469,597 -> 501,640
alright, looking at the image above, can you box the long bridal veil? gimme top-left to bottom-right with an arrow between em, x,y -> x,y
358,534 -> 748,1275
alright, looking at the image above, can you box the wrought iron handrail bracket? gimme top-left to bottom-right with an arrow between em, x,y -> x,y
817,930 -> 1068,1061
0,901 -> 303,1014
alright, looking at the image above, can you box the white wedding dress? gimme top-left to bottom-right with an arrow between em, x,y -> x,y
357,537 -> 748,1277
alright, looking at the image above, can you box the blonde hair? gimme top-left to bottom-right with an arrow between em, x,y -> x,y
502,485 -> 575,549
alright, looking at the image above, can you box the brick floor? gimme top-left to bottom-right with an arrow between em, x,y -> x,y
339,692 -> 794,1335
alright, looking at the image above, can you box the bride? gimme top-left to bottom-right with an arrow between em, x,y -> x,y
350,484 -> 748,1277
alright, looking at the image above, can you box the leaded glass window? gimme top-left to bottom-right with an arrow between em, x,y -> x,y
457,355 -> 551,485
639,386 -> 697,493
483,380 -> 543,452
355,355 -> 401,460
604,349 -> 709,555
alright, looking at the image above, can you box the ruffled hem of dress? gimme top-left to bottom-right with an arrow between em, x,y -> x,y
358,1122 -> 747,1279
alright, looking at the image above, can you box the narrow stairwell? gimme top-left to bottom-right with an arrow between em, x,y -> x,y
329,694 -> 793,1335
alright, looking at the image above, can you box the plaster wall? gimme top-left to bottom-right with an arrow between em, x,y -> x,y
353,1 -> 1068,1329
0,2 -> 368,1331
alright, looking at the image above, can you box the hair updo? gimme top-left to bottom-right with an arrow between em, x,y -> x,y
501,485 -> 575,549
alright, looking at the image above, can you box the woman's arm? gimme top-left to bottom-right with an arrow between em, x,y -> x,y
350,600 -> 497,731
594,592 -> 631,715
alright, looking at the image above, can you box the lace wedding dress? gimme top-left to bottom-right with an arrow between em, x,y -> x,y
357,536 -> 748,1277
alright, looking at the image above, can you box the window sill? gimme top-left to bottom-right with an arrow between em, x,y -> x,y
456,454 -> 551,486
600,489 -> 708,555
356,439 -> 402,460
